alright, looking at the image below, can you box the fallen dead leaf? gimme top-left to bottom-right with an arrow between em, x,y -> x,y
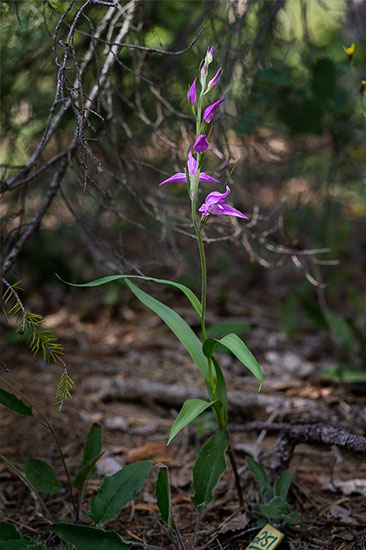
127,441 -> 173,464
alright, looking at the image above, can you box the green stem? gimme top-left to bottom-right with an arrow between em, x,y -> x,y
226,444 -> 244,508
0,376 -> 77,518
0,454 -> 54,522
191,75 -> 243,508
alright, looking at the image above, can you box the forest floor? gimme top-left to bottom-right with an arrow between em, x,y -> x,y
1,283 -> 366,550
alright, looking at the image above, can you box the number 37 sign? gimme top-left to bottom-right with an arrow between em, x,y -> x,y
245,524 -> 284,550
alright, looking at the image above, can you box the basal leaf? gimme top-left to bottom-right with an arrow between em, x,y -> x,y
203,334 -> 262,390
167,399 -> 217,445
260,496 -> 293,520
0,388 -> 33,417
274,469 -> 291,500
155,465 -> 173,528
81,423 -> 102,479
246,456 -> 270,493
0,522 -> 22,542
24,459 -> 61,494
191,430 -> 229,512
0,541 -> 36,550
88,460 -> 152,525
57,274 -> 202,318
72,452 -> 105,490
0,523 -> 47,549
52,524 -> 131,550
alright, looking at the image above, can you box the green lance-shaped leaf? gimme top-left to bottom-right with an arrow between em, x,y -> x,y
24,459 -> 61,495
124,279 -> 209,382
259,496 -> 293,520
88,460 -> 152,525
0,388 -> 33,417
191,430 -> 229,512
57,273 -> 202,318
52,524 -> 131,550
167,399 -> 218,445
72,451 -> 105,490
155,465 -> 173,528
203,333 -> 263,390
74,423 -> 103,482
83,423 -> 102,465
274,469 -> 292,500
246,456 -> 270,493
59,275 -> 209,383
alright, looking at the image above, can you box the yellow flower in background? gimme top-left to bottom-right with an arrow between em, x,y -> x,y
360,80 -> 366,98
343,43 -> 355,56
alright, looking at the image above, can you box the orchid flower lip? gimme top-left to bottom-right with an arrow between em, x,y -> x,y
199,185 -> 249,219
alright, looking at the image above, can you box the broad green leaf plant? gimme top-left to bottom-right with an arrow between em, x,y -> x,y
246,456 -> 309,532
0,381 -> 151,549
63,46 -> 263,513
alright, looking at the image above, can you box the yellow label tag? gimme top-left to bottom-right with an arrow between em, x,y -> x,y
245,524 -> 284,550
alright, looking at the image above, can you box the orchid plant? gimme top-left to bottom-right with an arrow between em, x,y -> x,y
62,46 -> 263,517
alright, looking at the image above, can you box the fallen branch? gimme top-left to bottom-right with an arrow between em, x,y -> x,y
255,422 -> 366,475
81,376 -> 327,418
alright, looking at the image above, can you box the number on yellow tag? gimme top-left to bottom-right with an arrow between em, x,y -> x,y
245,523 -> 285,550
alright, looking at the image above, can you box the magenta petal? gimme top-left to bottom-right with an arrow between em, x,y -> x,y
216,204 -> 249,219
188,77 -> 197,104
204,186 -> 230,206
159,172 -> 187,185
187,150 -> 197,177
198,172 -> 220,183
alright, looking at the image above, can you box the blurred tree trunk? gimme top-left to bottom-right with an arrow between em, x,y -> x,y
346,0 -> 366,41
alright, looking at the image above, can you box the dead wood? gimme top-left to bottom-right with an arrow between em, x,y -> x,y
81,376 -> 328,417
248,422 -> 366,476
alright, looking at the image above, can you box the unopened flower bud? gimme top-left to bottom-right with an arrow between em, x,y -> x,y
203,97 -> 225,123
188,77 -> 197,104
194,134 -> 209,154
207,46 -> 214,64
208,67 -> 222,89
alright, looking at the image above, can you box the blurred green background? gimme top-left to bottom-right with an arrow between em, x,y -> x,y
1,0 -> 365,380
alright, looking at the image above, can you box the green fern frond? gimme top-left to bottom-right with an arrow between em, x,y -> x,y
2,280 -> 76,412
54,369 -> 76,414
